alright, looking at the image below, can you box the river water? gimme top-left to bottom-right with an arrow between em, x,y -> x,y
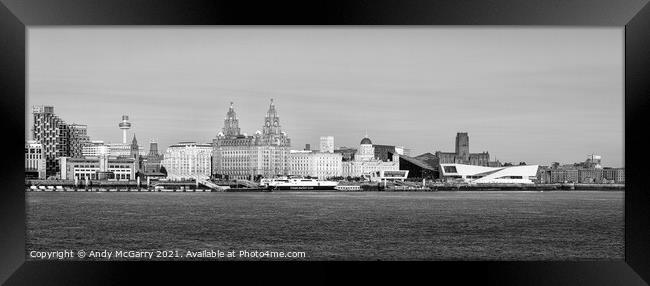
26,190 -> 623,260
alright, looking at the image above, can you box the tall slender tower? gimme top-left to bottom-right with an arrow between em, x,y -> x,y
119,115 -> 132,144
130,134 -> 139,159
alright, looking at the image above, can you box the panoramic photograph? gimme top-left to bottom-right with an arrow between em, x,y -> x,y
25,27 -> 624,260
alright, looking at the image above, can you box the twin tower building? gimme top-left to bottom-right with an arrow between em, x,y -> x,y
212,99 -> 400,181
212,99 -> 292,180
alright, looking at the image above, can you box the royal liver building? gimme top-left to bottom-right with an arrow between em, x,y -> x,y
212,99 -> 291,180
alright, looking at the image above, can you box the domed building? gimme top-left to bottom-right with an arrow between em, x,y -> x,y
342,134 -> 400,179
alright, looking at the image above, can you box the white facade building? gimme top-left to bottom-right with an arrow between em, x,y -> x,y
107,142 -> 145,157
59,156 -> 136,181
163,142 -> 213,180
287,150 -> 342,179
342,136 -> 400,179
394,146 -> 411,156
319,136 -> 334,153
369,170 -> 409,183
82,140 -> 110,157
439,163 -> 539,184
25,140 -> 46,179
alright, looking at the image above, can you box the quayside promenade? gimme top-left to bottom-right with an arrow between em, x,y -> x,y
25,179 -> 624,192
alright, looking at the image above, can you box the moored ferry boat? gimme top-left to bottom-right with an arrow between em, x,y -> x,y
260,177 -> 338,191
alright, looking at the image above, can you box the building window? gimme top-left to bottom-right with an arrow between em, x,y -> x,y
443,166 -> 457,173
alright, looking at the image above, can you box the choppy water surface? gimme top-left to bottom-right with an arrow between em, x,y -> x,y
26,191 -> 623,260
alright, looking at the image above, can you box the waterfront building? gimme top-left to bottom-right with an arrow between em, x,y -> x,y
369,170 -> 409,183
373,145 -> 398,162
106,143 -> 130,157
549,169 -> 579,183
541,167 -> 623,184
538,154 -> 624,184
578,168 -> 604,184
106,141 -> 145,158
320,136 -> 334,153
603,168 -> 625,184
398,155 -> 436,179
435,132 -> 492,167
163,142 -> 213,180
615,168 -> 625,183
82,140 -> 109,157
561,154 -> 606,170
32,105 -> 72,177
439,163 -> 539,184
59,156 -> 136,181
487,160 -> 503,167
373,144 -> 411,162
212,100 -> 291,180
287,150 -> 343,179
565,169 -> 580,183
25,140 -> 46,179
142,140 -> 164,174
536,166 -> 552,184
67,124 -> 90,158
395,146 -> 411,157
287,150 -> 312,177
413,153 -> 439,169
334,147 -> 357,162
341,135 -> 400,179
584,154 -> 603,169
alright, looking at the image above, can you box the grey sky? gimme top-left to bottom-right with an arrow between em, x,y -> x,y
27,27 -> 624,167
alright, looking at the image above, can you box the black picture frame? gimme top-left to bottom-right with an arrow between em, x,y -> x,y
1,0 -> 649,285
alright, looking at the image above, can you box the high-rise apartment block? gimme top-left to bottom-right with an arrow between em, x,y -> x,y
32,105 -> 90,177
68,124 -> 90,158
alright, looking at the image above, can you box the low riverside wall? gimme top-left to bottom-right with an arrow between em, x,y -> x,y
26,179 -> 623,192
422,183 -> 624,191
26,179 -> 138,187
354,183 -> 624,192
25,179 -> 269,192
26,187 -> 214,192
25,179 -> 209,192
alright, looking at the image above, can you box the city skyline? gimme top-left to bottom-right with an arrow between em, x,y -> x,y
27,27 -> 624,167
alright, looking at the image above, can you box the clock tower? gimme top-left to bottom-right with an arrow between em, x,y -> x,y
262,98 -> 282,136
222,102 -> 241,137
